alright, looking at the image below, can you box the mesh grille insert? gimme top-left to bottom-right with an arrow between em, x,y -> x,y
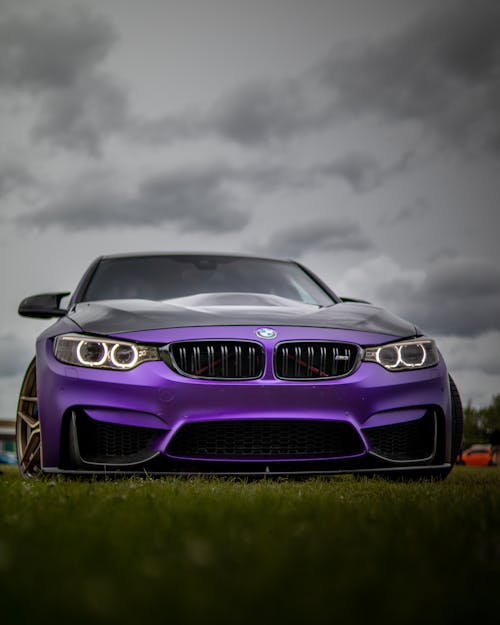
167,419 -> 364,460
274,342 -> 359,379
164,341 -> 264,379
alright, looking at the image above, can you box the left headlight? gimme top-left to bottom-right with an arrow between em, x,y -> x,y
363,338 -> 439,371
53,334 -> 160,370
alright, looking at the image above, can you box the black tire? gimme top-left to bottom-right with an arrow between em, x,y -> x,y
16,358 -> 42,479
412,377 -> 463,480
449,375 -> 464,467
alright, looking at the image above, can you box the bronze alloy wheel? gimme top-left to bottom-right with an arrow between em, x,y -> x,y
16,358 -> 42,477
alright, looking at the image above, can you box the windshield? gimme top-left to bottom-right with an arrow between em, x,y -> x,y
81,255 -> 335,306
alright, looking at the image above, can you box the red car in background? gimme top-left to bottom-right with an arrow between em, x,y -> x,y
458,445 -> 494,466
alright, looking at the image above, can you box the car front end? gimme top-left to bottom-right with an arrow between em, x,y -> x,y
35,324 -> 454,477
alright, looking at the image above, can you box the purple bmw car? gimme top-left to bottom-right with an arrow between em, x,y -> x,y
16,253 -> 463,479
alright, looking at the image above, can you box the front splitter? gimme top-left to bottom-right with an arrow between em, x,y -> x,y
41,463 -> 452,478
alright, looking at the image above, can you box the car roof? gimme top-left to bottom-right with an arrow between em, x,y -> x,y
99,252 -> 295,264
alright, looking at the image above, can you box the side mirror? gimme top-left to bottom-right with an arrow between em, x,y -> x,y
340,296 -> 370,304
18,292 -> 71,319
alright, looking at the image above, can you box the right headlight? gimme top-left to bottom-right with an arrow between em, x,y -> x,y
363,338 -> 439,372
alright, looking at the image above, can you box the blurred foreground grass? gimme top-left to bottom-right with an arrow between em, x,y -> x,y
0,466 -> 499,625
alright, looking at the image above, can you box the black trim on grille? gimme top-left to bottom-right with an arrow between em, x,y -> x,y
166,419 -> 365,460
74,411 -> 159,465
363,410 -> 436,462
274,341 -> 360,380
161,340 -> 265,380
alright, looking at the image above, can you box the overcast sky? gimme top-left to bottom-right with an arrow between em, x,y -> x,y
1,0 -> 499,418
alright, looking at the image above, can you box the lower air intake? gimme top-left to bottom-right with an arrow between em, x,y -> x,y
75,411 -> 159,465
363,411 -> 436,462
166,419 -> 364,460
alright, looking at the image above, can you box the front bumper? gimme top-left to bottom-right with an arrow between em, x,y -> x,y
36,326 -> 452,474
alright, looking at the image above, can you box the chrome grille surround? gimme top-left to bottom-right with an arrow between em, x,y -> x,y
274,340 -> 361,380
161,340 -> 265,380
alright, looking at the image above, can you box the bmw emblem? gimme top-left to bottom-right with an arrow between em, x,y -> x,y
256,328 -> 277,340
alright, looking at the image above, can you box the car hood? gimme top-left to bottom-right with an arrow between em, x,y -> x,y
67,292 -> 419,338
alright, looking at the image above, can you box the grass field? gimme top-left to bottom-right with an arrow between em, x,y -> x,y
0,466 -> 499,625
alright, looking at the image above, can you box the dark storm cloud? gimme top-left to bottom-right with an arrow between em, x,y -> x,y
4,1 -> 497,157
21,154 -> 401,233
134,72 -> 338,149
391,198 -> 431,224
379,197 -> 431,226
136,168 -> 249,232
26,166 -> 249,233
379,258 -> 500,337
0,5 -> 127,154
0,6 -> 115,92
317,151 -> 414,193
135,1 -> 500,156
32,75 -> 128,156
130,77 -> 327,147
209,79 -> 329,146
223,150 -> 408,195
15,147 -> 411,233
439,334 -> 500,376
0,333 -> 32,378
319,0 -> 500,153
263,220 -> 373,258
0,163 -> 36,197
129,115 -> 201,145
